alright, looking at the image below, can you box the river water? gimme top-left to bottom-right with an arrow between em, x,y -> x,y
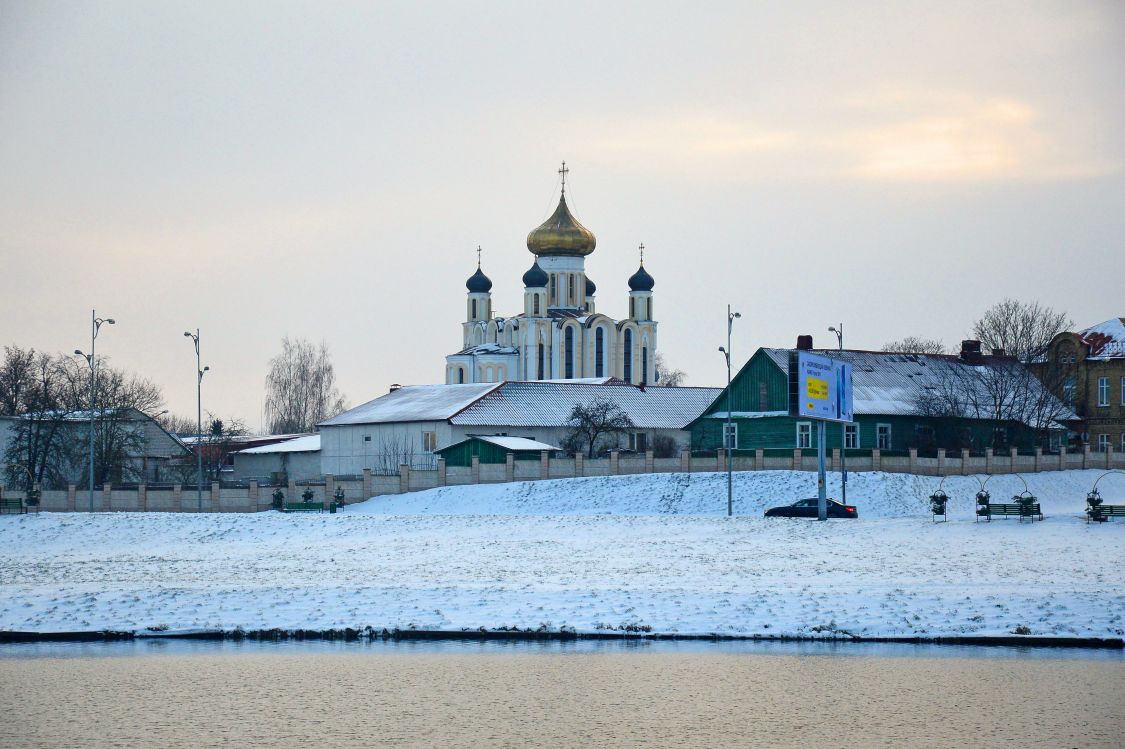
1,641 -> 1121,748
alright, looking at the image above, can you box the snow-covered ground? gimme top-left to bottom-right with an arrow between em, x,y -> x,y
2,470 -> 1122,639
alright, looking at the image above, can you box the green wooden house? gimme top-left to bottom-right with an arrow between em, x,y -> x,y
689,344 -> 1072,455
435,435 -> 560,467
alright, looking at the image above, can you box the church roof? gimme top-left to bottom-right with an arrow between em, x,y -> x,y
1076,317 -> 1125,360
451,382 -> 723,430
526,193 -> 596,257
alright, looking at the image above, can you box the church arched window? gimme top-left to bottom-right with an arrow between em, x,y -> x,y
458,367 -> 465,384
595,328 -> 605,378
568,275 -> 574,305
533,295 -> 540,315
565,327 -> 575,379
472,299 -> 477,319
630,298 -> 635,319
623,329 -> 633,383
537,341 -> 545,380
647,298 -> 652,320
642,346 -> 649,384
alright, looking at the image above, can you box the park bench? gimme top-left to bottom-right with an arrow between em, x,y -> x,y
0,496 -> 25,514
283,501 -> 325,513
977,502 -> 1042,522
1086,505 -> 1125,522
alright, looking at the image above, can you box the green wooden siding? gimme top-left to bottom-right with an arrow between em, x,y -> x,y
690,348 -> 1037,452
436,438 -> 548,467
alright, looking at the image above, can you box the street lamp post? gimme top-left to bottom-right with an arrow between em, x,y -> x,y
717,305 -> 741,517
184,330 -> 209,511
74,310 -> 114,512
829,323 -> 846,505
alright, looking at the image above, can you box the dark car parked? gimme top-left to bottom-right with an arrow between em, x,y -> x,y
764,498 -> 858,519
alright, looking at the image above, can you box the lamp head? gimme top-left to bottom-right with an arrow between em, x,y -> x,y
74,349 -> 83,356
184,331 -> 191,337
105,319 -> 115,325
204,366 -> 210,372
718,346 -> 726,353
829,326 -> 837,332
733,312 -> 741,319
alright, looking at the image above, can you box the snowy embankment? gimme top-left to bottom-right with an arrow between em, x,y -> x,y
1,470 -> 1122,641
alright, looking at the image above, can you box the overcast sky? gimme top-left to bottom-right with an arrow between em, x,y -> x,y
1,1 -> 1122,428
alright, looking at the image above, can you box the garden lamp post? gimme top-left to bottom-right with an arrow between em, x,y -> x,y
74,310 -> 114,512
184,330 -> 208,511
828,324 -> 846,504
718,304 -> 741,517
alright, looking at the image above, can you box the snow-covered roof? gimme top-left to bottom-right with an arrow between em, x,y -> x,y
443,435 -> 560,452
319,383 -> 501,426
237,435 -> 321,454
1078,318 -> 1125,360
757,348 -> 1076,426
452,382 -> 723,430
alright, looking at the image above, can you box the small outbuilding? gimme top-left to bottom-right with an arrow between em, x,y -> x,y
435,435 -> 560,467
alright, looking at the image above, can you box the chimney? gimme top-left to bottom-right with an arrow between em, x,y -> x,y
796,335 -> 813,351
389,383 -> 402,393
637,383 -> 646,392
960,340 -> 983,365
991,348 -> 1005,356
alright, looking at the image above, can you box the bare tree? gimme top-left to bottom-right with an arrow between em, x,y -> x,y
881,337 -> 947,355
654,352 -> 687,386
263,337 -> 348,433
565,397 -> 634,458
1,346 -> 67,488
970,299 -> 1072,363
157,412 -> 200,437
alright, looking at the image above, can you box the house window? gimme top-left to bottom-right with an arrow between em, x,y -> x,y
1063,376 -> 1077,405
844,423 -> 859,449
623,330 -> 633,383
595,328 -> 605,377
759,383 -> 769,411
1098,377 -> 1110,406
723,422 -> 737,450
1096,434 -> 1110,452
565,327 -> 575,379
797,422 -> 812,448
877,423 -> 891,450
363,435 -> 371,442
1121,433 -> 1125,453
422,432 -> 436,452
631,432 -> 648,452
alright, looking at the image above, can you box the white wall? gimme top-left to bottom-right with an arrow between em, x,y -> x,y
319,421 -> 452,475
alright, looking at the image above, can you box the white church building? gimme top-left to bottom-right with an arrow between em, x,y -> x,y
445,164 -> 659,386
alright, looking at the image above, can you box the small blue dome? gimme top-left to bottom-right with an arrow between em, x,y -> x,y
522,261 -> 548,288
585,276 -> 597,296
627,264 -> 654,292
466,266 -> 492,293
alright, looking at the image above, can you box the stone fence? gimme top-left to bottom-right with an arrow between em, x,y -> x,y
2,445 -> 1121,513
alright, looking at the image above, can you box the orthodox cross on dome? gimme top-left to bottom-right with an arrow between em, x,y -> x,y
476,244 -> 482,268
638,242 -> 645,264
558,161 -> 569,196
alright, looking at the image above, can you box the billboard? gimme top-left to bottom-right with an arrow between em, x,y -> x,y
788,351 -> 853,423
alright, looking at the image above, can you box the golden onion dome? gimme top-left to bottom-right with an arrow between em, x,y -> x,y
526,194 -> 596,257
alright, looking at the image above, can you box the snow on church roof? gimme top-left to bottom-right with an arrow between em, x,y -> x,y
1078,317 -> 1125,360
319,383 -> 501,426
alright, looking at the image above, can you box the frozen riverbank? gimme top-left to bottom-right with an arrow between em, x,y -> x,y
2,470 -> 1122,640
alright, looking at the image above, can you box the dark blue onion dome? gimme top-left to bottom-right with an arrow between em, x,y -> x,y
627,264 -> 654,291
466,265 -> 492,293
522,261 -> 549,288
585,276 -> 597,296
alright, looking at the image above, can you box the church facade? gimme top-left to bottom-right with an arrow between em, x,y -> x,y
445,166 -> 659,385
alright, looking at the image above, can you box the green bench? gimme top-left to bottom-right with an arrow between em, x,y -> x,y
283,501 -> 325,513
978,503 -> 1042,522
0,496 -> 25,514
1087,505 -> 1125,522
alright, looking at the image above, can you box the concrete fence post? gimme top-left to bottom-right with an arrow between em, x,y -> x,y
755,448 -> 764,471
1107,444 -> 1114,470
325,474 -> 335,502
504,453 -> 514,482
1034,447 -> 1042,472
362,468 -> 373,498
173,483 -> 183,511
287,478 -> 297,506
101,482 -> 111,512
540,450 -> 550,480
249,480 -> 259,511
908,448 -> 918,474
961,449 -> 970,476
138,483 -> 147,512
210,481 -> 220,511
438,458 -> 448,486
398,464 -> 410,493
1009,447 -> 1018,474
871,449 -> 881,471
574,452 -> 584,478
610,450 -> 620,475
985,448 -> 994,474
645,450 -> 655,473
717,448 -> 727,473
831,448 -> 840,472
680,449 -> 691,473
791,449 -> 800,470
471,455 -> 481,484
937,448 -> 946,476
1082,444 -> 1090,469
66,483 -> 76,511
